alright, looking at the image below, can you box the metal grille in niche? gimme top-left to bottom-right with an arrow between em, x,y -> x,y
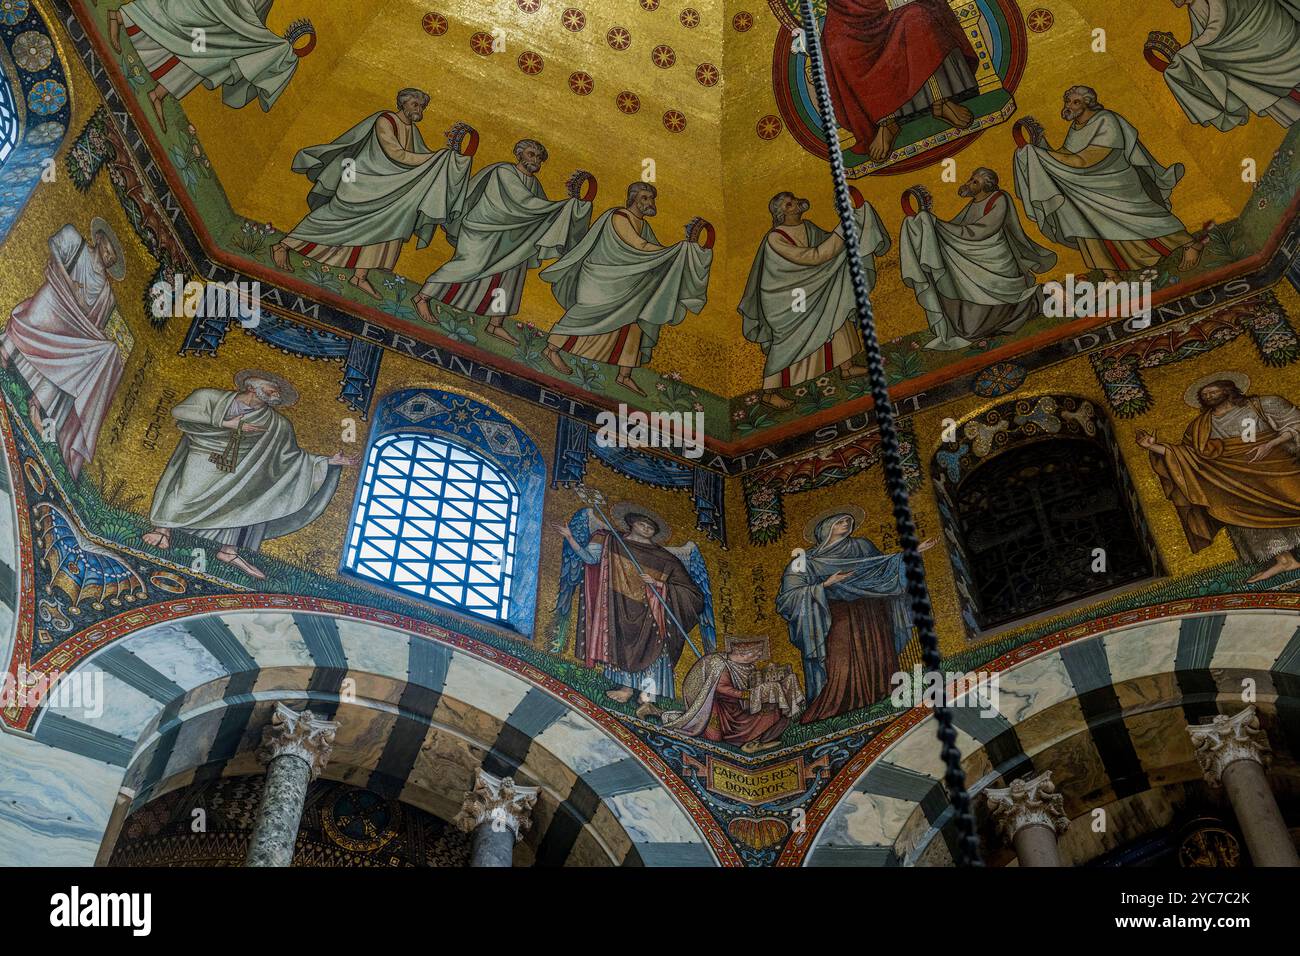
953,438 -> 1153,628
344,433 -> 519,621
0,73 -> 17,168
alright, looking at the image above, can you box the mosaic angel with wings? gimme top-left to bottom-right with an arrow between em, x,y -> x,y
550,495 -> 716,718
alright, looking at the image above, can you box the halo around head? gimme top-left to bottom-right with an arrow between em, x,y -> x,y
89,217 -> 127,280
803,504 -> 866,545
610,501 -> 672,544
235,368 -> 299,408
1183,370 -> 1250,408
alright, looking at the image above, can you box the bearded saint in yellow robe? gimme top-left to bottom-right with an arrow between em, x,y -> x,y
1137,372 -> 1300,583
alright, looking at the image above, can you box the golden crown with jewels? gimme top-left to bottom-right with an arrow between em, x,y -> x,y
284,18 -> 317,54
1144,30 -> 1181,63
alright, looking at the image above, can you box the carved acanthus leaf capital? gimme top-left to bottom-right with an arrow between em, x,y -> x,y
257,702 -> 338,780
1187,705 -> 1271,786
985,770 -> 1069,843
455,768 -> 540,841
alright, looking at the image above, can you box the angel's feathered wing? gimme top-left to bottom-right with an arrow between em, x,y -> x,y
666,540 -> 717,654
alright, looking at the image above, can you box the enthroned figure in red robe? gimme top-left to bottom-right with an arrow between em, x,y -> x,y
821,0 -> 981,161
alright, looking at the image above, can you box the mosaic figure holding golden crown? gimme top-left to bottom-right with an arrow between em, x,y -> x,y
1150,0 -> 1300,132
106,0 -> 314,133
413,139 -> 593,345
1013,86 -> 1205,279
900,168 -> 1057,352
738,191 -> 888,409
540,184 -> 713,397
271,89 -> 473,300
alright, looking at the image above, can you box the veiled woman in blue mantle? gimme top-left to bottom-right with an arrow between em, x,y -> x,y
777,508 -> 929,722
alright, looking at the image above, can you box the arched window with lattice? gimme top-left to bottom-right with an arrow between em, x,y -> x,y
342,389 -> 545,633
931,395 -> 1161,633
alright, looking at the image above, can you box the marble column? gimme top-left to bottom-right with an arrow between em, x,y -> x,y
985,770 -> 1070,867
245,703 -> 338,867
455,769 -> 539,867
1187,705 -> 1299,868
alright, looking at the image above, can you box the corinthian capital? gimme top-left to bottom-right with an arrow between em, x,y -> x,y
1187,705 -> 1271,787
455,768 -> 540,841
257,702 -> 338,780
985,770 -> 1069,843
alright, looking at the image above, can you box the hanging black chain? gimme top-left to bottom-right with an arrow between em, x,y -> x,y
797,0 -> 982,867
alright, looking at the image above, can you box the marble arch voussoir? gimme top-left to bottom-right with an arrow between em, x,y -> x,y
804,604 -> 1300,866
16,609 -> 719,867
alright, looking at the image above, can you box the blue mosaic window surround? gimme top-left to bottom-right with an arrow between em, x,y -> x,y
0,1 -> 71,243
0,69 -> 17,166
342,389 -> 546,634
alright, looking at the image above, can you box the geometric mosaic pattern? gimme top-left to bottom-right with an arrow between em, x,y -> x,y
344,433 -> 519,622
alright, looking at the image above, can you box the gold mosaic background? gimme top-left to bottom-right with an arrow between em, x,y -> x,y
1,0 -> 1298,726
176,0 -> 1285,396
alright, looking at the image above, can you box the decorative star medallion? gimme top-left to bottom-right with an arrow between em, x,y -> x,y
663,109 -> 686,132
421,12 -> 448,36
517,50 -> 544,74
561,7 -> 586,31
695,62 -> 719,86
469,31 -> 495,56
1026,7 -> 1054,32
616,90 -> 641,114
756,114 -> 783,140
652,44 -> 676,68
607,26 -> 631,50
568,71 -> 594,95
679,7 -> 700,28
732,10 -> 753,31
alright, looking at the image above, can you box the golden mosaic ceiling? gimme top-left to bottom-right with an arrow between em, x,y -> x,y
168,0 -> 1288,406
